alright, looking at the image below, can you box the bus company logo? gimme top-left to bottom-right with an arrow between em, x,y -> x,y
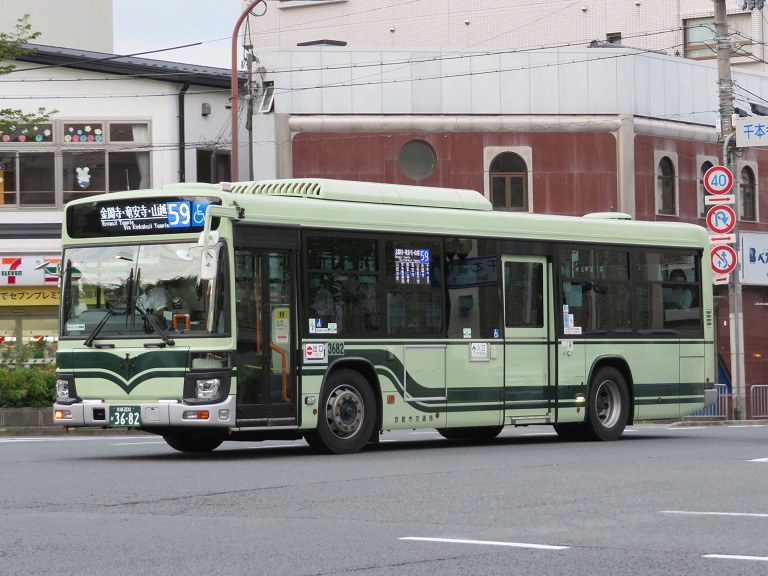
121,354 -> 137,375
1,257 -> 22,284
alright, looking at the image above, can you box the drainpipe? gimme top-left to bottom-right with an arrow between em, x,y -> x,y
178,82 -> 190,182
231,0 -> 263,181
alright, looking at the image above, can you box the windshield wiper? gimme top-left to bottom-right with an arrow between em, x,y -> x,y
134,300 -> 175,347
84,296 -> 126,348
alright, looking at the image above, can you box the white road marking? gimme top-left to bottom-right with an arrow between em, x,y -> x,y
661,510 -> 768,519
749,458 -> 768,462
400,537 -> 569,550
111,441 -> 166,446
704,554 -> 768,562
0,436 -> 135,443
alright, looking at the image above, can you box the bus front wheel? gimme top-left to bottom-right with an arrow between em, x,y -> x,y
307,369 -> 376,455
586,366 -> 629,441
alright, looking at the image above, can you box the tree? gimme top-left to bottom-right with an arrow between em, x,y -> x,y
0,14 -> 55,134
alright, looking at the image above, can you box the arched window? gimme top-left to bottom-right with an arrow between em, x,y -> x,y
656,156 -> 676,215
698,161 -> 713,218
490,153 -> 527,211
741,165 -> 756,221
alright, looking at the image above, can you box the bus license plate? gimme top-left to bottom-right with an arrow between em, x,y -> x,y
109,406 -> 142,427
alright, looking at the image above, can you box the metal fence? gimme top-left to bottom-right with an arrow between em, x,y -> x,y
751,385 -> 768,419
686,383 -> 729,420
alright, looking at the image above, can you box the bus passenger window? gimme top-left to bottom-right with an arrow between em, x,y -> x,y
505,261 -> 543,328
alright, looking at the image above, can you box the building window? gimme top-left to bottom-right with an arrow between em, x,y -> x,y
490,152 -> 528,211
656,156 -> 676,216
0,120 -> 151,209
398,140 -> 436,180
740,165 -> 757,221
63,151 -> 106,203
606,32 -> 622,45
108,151 -> 150,191
197,150 -> 231,184
684,14 -> 752,60
19,152 -> 55,206
698,160 -> 714,218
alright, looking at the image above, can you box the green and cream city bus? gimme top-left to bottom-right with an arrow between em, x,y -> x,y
53,179 -> 717,453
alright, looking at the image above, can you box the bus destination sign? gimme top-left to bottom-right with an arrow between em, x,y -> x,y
100,200 -> 210,232
67,196 -> 221,238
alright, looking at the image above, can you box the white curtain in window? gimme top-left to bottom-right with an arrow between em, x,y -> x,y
132,124 -> 150,189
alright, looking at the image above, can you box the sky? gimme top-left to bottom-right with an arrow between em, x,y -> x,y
112,1 -> 244,69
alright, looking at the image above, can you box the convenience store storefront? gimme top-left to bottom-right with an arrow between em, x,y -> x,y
0,254 -> 60,363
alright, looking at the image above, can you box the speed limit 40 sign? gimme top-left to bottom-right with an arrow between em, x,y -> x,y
703,165 -> 733,195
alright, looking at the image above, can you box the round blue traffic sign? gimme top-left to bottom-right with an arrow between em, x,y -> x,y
704,165 -> 733,195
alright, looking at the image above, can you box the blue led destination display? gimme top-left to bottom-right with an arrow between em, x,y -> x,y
66,196 -> 220,238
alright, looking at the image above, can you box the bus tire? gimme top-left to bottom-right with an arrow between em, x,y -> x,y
311,369 -> 376,455
586,366 -> 629,441
163,433 -> 223,453
436,425 -> 504,442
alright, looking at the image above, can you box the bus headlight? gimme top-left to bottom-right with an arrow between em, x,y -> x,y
55,376 -> 77,404
56,379 -> 70,401
196,378 -> 221,400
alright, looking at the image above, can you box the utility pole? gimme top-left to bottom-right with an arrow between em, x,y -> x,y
244,45 -> 255,181
714,0 -> 742,419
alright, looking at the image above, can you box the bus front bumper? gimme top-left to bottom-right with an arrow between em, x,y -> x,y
53,395 -> 236,429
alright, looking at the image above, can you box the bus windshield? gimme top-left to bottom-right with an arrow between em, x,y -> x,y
60,241 -> 229,339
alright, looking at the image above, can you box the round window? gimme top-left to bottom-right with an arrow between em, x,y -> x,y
398,140 -> 436,180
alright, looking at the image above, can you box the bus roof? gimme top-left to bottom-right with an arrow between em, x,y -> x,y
65,179 -> 710,250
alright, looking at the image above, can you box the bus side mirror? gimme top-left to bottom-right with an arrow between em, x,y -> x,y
200,243 -> 221,280
198,230 -> 221,280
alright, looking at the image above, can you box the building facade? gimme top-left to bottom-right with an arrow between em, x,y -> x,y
1,0 -> 113,53
0,45 -> 246,362
247,0 -> 767,72
249,44 -> 768,417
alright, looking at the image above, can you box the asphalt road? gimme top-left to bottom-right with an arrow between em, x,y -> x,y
2,423 -> 767,576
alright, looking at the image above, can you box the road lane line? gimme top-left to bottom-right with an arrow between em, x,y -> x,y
399,537 -> 569,550
704,554 -> 768,562
661,510 -> 768,518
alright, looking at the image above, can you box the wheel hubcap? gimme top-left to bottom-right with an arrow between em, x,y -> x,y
595,379 -> 621,428
326,385 -> 364,438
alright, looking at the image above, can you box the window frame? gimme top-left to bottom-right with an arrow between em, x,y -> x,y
738,162 -> 758,222
684,14 -> 753,61
655,152 -> 678,216
0,119 -> 152,209
484,146 -> 533,212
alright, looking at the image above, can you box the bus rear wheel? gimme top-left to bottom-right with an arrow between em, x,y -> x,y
307,369 -> 376,455
436,425 -> 504,442
585,366 -> 629,441
163,433 -> 224,453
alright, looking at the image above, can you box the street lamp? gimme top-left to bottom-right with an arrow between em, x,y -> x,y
231,0 -> 263,181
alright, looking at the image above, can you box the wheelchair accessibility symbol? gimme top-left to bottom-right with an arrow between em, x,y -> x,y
192,201 -> 210,226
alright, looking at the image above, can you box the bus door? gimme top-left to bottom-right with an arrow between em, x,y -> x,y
233,227 -> 298,426
501,255 -> 553,422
